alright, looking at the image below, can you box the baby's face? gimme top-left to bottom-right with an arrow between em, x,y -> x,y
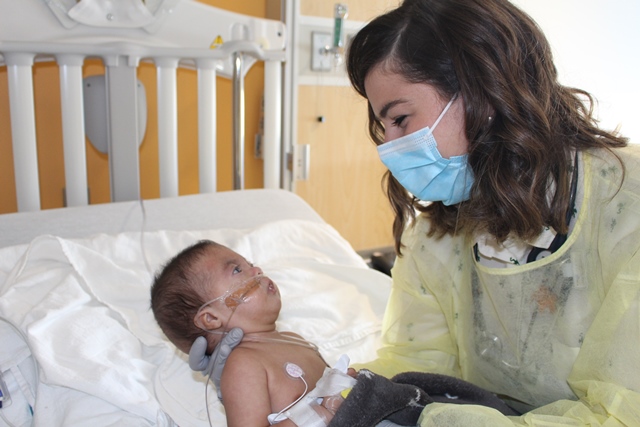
198,246 -> 282,332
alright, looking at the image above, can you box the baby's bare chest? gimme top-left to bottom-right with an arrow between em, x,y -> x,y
262,346 -> 327,411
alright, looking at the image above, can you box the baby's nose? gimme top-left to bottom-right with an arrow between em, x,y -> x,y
251,266 -> 263,276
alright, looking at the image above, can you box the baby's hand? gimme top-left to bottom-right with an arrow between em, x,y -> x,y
321,394 -> 345,414
347,367 -> 357,378
312,394 -> 345,426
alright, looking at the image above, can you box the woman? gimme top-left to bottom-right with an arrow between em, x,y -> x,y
347,0 -> 640,425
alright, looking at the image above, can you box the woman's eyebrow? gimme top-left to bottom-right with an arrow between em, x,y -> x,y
379,99 -> 407,119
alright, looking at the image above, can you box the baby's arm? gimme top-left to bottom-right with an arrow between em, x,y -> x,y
221,349 -> 299,427
220,349 -> 274,427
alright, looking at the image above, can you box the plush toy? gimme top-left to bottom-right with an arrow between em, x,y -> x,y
328,369 -> 519,427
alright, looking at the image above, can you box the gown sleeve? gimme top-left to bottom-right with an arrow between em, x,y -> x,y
360,147 -> 640,427
353,217 -> 464,380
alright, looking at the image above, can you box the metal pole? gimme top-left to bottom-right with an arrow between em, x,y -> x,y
232,52 -> 245,190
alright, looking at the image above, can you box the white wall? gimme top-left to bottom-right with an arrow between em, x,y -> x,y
512,0 -> 640,144
295,2 -> 640,141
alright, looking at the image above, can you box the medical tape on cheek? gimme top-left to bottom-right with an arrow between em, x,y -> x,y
195,275 -> 265,335
223,275 -> 263,308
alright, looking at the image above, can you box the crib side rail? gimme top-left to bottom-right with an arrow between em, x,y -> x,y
2,44 -> 283,212
0,0 -> 286,212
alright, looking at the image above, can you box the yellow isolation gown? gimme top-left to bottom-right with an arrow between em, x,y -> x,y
359,145 -> 640,426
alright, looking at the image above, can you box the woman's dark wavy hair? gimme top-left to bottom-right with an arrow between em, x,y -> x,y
150,240 -> 221,353
347,0 -> 627,254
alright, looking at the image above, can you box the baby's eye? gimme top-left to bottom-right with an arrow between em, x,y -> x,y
233,265 -> 242,274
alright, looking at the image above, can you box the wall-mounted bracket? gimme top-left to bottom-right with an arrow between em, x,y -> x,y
288,144 -> 311,181
311,31 -> 332,71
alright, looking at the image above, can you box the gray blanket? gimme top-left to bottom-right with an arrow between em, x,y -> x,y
328,370 -> 519,427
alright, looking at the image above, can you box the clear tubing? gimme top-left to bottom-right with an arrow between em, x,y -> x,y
196,274 -> 264,315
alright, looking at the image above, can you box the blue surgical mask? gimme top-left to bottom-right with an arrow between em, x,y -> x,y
377,95 -> 473,205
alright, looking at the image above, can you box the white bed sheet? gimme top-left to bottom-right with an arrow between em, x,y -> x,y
0,189 -> 325,249
0,214 -> 390,426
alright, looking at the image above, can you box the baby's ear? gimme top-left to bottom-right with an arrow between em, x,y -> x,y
194,306 -> 224,332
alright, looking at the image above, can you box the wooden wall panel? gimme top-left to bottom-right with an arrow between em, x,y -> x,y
295,86 -> 394,251
294,0 -> 399,251
300,0 -> 399,21
0,68 -> 14,212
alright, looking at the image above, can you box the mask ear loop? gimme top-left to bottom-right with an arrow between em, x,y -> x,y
430,93 -> 458,132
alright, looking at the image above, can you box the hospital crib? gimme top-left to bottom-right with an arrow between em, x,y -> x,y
0,0 -> 286,213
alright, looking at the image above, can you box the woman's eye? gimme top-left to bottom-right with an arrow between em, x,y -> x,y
392,115 -> 406,127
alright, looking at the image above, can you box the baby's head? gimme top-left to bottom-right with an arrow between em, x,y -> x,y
151,240 -> 281,354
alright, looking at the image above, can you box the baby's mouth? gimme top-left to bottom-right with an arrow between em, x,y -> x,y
267,279 -> 277,294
